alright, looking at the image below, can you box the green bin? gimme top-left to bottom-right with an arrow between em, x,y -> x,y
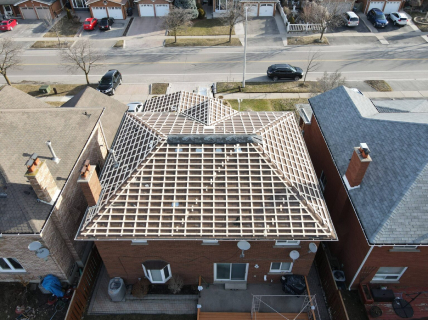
39,85 -> 51,94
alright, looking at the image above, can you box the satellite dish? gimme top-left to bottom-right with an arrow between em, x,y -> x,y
237,241 -> 251,258
28,241 -> 42,251
289,250 -> 300,261
309,243 -> 318,253
36,248 -> 50,259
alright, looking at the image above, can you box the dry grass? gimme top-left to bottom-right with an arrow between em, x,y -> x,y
364,80 -> 392,92
406,12 -> 428,32
44,16 -> 82,38
165,38 -> 241,47
225,98 -> 308,112
45,101 -> 65,107
217,82 -> 315,94
31,41 -> 73,49
114,40 -> 124,48
287,36 -> 329,46
170,19 -> 235,36
151,83 -> 169,95
13,84 -> 97,97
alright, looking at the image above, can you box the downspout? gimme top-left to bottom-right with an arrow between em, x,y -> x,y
348,245 -> 373,290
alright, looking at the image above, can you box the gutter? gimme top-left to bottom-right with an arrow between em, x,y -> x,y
348,245 -> 373,290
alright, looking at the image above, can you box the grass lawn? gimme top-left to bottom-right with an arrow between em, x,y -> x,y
165,38 -> 241,47
217,82 -> 315,94
31,41 -> 73,49
44,16 -> 82,38
84,315 -> 197,320
45,101 -> 65,107
364,80 -> 392,92
405,11 -> 428,32
13,84 -> 97,97
226,98 -> 308,112
287,36 -> 329,45
152,83 -> 169,94
114,40 -> 124,48
170,19 -> 234,36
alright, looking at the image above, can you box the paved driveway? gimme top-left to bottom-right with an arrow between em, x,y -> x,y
246,17 -> 280,35
80,18 -> 130,39
127,17 -> 166,37
0,20 -> 47,38
327,22 -> 371,33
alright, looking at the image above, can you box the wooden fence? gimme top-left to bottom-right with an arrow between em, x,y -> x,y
315,244 -> 349,320
65,246 -> 102,320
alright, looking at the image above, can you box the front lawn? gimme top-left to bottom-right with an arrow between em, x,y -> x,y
364,80 -> 392,92
225,98 -> 308,112
165,38 -> 241,47
44,16 -> 82,38
13,84 -> 97,97
217,82 -> 315,94
31,41 -> 73,49
151,83 -> 169,94
170,19 -> 234,36
405,11 -> 428,32
287,36 -> 329,45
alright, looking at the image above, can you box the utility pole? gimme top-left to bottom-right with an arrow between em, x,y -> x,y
242,6 -> 248,88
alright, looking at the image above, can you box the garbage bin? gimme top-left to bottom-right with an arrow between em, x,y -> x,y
108,277 -> 126,302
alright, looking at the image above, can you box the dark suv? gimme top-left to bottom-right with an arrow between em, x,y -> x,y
267,64 -> 303,81
97,69 -> 122,95
99,17 -> 114,31
367,8 -> 388,28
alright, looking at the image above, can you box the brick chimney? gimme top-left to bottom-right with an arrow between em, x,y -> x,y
77,160 -> 101,206
344,143 -> 372,189
24,153 -> 60,203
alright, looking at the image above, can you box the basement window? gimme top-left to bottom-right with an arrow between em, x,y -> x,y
142,264 -> 172,284
270,262 -> 293,273
319,171 -> 327,192
0,258 -> 25,273
131,240 -> 148,245
372,267 -> 407,282
390,246 -> 419,252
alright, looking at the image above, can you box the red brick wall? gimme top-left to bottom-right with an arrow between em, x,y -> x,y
95,240 -> 319,284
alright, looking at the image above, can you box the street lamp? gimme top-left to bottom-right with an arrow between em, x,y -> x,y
242,6 -> 248,88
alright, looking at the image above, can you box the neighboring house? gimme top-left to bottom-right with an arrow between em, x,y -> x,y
361,0 -> 404,14
134,0 -> 171,17
86,0 -> 130,19
15,0 -> 63,19
0,0 -> 22,17
76,91 -> 337,285
0,86 -> 126,283
299,86 -> 428,289
213,0 -> 277,17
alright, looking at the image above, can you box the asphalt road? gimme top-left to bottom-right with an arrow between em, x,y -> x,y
4,44 -> 428,84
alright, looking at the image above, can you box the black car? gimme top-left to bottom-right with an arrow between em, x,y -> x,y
267,64 -> 303,81
97,69 -> 122,95
98,17 -> 114,31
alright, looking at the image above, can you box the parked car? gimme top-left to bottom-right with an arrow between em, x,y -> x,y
367,8 -> 388,28
0,19 -> 17,31
97,69 -> 122,95
99,17 -> 114,31
389,12 -> 408,26
343,11 -> 359,27
127,102 -> 144,112
83,18 -> 98,31
267,64 -> 303,81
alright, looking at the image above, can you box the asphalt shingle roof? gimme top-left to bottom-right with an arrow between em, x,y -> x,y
309,86 -> 428,245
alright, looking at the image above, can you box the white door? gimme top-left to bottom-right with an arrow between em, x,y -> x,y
3,5 -> 13,16
36,6 -> 50,20
368,1 -> 385,12
247,4 -> 258,16
155,4 -> 169,16
139,4 -> 154,16
259,3 -> 274,16
21,7 -> 37,19
108,6 -> 123,19
92,6 -> 107,19
383,1 -> 400,14
214,263 -> 248,281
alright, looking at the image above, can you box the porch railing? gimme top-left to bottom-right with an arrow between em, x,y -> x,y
287,23 -> 324,33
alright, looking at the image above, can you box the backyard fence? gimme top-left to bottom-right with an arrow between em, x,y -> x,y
277,3 -> 289,25
315,244 -> 350,320
65,246 -> 102,320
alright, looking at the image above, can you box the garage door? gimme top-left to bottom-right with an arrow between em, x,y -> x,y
36,6 -> 50,20
92,7 -> 107,19
155,4 -> 169,16
21,7 -> 37,19
139,4 -> 154,16
259,3 -> 274,16
247,4 -> 258,16
108,6 -> 123,19
367,1 -> 385,12
383,1 -> 400,14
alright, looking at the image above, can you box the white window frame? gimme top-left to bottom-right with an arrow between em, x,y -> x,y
214,263 -> 248,281
275,240 -> 300,246
270,262 -> 293,273
372,267 -> 407,282
142,264 -> 172,284
319,171 -> 327,192
0,258 -> 26,273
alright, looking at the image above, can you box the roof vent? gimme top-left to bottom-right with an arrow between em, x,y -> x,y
45,141 -> 61,164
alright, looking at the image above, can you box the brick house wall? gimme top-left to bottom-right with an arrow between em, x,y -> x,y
88,0 -> 128,19
51,0 -> 63,16
95,240 -> 319,285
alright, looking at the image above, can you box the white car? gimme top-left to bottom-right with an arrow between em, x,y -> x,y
343,11 -> 359,27
389,12 -> 408,26
127,102 -> 144,113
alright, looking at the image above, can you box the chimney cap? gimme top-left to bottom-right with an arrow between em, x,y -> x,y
359,143 -> 370,158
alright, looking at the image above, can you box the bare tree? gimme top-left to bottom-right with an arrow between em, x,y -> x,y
316,71 -> 346,93
409,0 -> 421,12
220,0 -> 247,42
59,40 -> 104,85
301,0 -> 344,41
0,38 -> 22,86
43,15 -> 64,47
302,50 -> 321,86
163,7 -> 194,43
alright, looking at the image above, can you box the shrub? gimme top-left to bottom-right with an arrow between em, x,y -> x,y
168,275 -> 184,294
289,15 -> 295,24
196,2 -> 203,9
66,8 -> 73,20
198,8 -> 205,19
283,6 -> 291,18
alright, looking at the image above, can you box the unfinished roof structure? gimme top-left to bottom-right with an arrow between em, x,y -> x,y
78,92 -> 336,241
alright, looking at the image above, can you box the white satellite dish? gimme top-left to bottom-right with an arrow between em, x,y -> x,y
237,241 -> 251,258
289,250 -> 300,261
309,243 -> 318,253
36,248 -> 50,259
28,241 -> 42,251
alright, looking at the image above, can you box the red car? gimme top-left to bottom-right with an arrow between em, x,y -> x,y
0,19 -> 18,31
83,18 -> 98,31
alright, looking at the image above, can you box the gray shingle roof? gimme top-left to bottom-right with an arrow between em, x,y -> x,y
309,86 -> 428,245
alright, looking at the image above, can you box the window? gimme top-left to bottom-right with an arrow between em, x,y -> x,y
270,262 -> 293,273
142,264 -> 172,283
202,240 -> 219,245
0,258 -> 25,273
214,263 -> 248,281
372,267 -> 407,282
275,240 -> 300,246
392,246 -> 418,250
319,171 -> 327,192
131,240 -> 148,245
